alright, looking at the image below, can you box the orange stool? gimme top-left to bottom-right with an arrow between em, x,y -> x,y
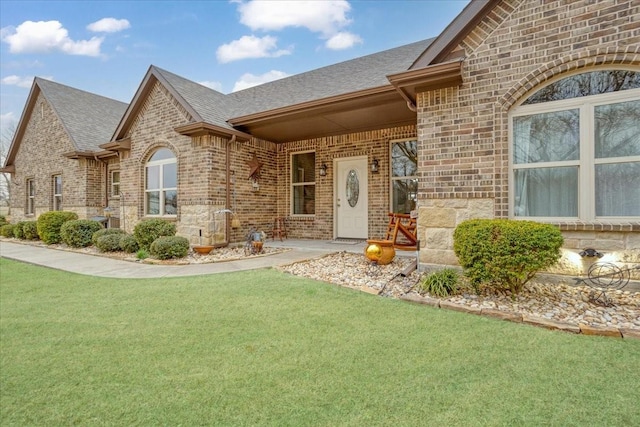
273,217 -> 288,241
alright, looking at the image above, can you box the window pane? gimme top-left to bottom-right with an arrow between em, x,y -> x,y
514,110 -> 579,164
595,100 -> 640,158
150,148 -> 175,162
293,185 -> 315,214
392,140 -> 417,177
146,191 -> 160,215
596,162 -> 640,216
163,162 -> 177,188
146,165 -> 160,190
524,70 -> 640,104
392,179 -> 418,214
54,176 -> 62,194
292,153 -> 315,183
54,195 -> 62,211
514,167 -> 578,217
164,190 -> 177,215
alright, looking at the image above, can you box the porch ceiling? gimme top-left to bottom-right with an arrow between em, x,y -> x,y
229,88 -> 416,143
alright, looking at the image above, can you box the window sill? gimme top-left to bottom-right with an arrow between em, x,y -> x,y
551,221 -> 640,232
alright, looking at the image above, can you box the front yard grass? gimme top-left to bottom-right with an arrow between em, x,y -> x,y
1,258 -> 639,426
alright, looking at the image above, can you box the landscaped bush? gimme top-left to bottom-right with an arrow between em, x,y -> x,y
60,219 -> 103,248
12,221 -> 27,239
0,215 -> 7,227
22,221 -> 39,240
453,219 -> 564,294
37,211 -> 78,244
134,219 -> 176,250
418,268 -> 459,298
95,234 -> 123,252
119,234 -> 139,253
149,236 -> 189,260
92,228 -> 125,246
0,223 -> 14,238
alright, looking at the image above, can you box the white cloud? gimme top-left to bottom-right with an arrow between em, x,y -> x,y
232,70 -> 290,92
216,35 -> 291,63
2,75 -> 32,88
325,31 -> 362,50
1,112 -> 18,131
198,80 -> 223,92
87,18 -> 131,33
1,20 -> 103,56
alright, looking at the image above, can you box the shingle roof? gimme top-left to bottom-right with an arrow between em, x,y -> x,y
36,77 -> 128,151
227,38 -> 435,117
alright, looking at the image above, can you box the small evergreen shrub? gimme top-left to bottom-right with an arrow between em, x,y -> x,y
95,234 -> 123,252
134,219 -> 176,250
119,234 -> 139,253
37,211 -> 78,244
13,221 -> 27,239
22,221 -> 39,240
453,219 -> 564,294
419,268 -> 459,298
0,215 -> 7,227
149,236 -> 189,260
92,228 -> 125,246
0,224 -> 14,238
136,249 -> 149,260
60,219 -> 103,248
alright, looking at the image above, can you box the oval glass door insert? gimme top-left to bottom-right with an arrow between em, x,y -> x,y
346,169 -> 359,207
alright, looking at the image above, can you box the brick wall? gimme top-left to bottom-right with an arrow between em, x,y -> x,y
416,0 -> 640,276
9,93 -> 102,221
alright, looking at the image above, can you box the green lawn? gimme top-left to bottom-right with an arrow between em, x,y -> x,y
1,258 -> 639,426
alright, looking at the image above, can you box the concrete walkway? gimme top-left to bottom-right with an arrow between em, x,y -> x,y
0,239 -> 367,278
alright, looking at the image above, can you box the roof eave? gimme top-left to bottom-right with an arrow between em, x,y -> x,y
387,59 -> 464,104
99,137 -> 131,152
228,85 -> 397,126
63,150 -> 116,160
174,122 -> 252,141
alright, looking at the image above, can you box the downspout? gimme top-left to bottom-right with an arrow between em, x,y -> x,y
225,135 -> 236,246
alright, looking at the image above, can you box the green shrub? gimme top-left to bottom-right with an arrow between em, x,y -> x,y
95,234 -> 123,252
120,234 -> 139,253
92,228 -> 125,246
37,211 -> 78,244
134,219 -> 176,250
0,215 -> 7,227
13,221 -> 26,239
419,268 -> 459,298
60,219 -> 104,248
0,224 -> 14,238
149,236 -> 189,260
453,219 -> 564,294
22,221 -> 39,240
136,249 -> 149,260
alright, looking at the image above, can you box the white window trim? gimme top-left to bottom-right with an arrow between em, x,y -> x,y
111,170 -> 120,198
389,138 -> 419,214
290,150 -> 316,217
52,174 -> 62,211
509,88 -> 640,222
145,152 -> 177,217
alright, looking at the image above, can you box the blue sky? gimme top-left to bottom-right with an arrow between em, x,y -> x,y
0,0 -> 469,130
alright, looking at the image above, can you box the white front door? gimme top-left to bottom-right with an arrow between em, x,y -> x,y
335,156 -> 368,239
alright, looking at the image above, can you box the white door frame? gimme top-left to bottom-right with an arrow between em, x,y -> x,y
333,155 -> 368,239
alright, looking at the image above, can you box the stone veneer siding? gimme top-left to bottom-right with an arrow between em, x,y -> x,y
416,0 -> 640,278
9,93 -> 106,221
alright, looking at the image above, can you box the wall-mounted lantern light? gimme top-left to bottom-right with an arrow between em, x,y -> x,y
579,248 -> 604,258
371,158 -> 380,173
319,163 -> 327,177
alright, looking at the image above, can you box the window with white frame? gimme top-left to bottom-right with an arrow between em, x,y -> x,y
510,70 -> 640,220
390,139 -> 418,214
145,148 -> 177,216
291,152 -> 315,215
111,170 -> 120,198
52,175 -> 62,211
26,178 -> 35,215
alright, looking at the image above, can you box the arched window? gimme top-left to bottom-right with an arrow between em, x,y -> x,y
510,70 -> 640,220
145,148 -> 177,216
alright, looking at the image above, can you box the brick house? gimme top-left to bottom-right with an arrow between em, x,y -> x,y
3,0 -> 639,276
